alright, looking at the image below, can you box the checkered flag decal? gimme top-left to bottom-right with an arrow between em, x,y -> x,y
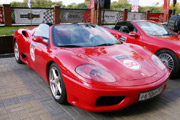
140,13 -> 145,20
43,9 -> 53,23
116,12 -> 123,22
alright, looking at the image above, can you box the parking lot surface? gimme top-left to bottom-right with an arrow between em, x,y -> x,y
0,57 -> 180,120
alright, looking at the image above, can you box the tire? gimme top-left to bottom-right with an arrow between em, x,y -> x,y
14,40 -> 23,64
156,49 -> 180,78
49,63 -> 67,104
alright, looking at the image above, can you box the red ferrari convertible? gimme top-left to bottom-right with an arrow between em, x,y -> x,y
14,23 -> 169,112
105,20 -> 180,78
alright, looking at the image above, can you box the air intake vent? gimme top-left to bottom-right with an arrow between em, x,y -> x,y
96,96 -> 125,106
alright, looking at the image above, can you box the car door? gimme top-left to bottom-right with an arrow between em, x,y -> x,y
114,22 -> 141,44
130,21 -> 163,52
29,24 -> 50,77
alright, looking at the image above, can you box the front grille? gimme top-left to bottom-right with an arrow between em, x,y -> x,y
96,96 -> 125,106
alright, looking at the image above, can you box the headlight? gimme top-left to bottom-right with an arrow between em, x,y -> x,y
151,54 -> 166,70
76,64 -> 116,82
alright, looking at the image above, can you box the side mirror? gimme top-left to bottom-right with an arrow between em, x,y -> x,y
129,32 -> 139,38
32,36 -> 48,46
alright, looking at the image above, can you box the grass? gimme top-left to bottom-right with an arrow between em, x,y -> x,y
0,26 -> 35,35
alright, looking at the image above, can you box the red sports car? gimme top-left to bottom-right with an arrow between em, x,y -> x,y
105,20 -> 180,78
13,23 -> 169,112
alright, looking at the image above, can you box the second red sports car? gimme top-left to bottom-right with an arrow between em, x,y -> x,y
105,20 -> 180,78
14,23 -> 169,112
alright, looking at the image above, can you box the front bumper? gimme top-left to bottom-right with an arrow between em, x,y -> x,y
63,71 -> 169,112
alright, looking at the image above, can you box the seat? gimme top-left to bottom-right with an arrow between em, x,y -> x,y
119,26 -> 130,33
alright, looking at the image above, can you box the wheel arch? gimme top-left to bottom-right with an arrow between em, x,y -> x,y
46,60 -> 55,84
155,48 -> 180,78
155,48 -> 176,55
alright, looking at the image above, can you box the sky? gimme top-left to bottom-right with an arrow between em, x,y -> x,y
0,0 -> 179,6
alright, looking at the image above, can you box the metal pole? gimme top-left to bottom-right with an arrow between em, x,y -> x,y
28,0 -> 32,26
173,0 -> 177,15
30,8 -> 32,26
97,0 -> 99,24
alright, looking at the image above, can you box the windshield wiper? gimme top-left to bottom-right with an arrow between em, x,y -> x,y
57,45 -> 82,48
95,43 -> 115,47
163,33 -> 176,35
163,33 -> 170,35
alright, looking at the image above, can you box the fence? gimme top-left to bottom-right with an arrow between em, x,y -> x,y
149,13 -> 163,23
1,5 -> 169,26
10,8 -> 123,25
127,12 -> 146,21
11,7 -> 53,25
60,9 -> 123,25
101,10 -> 123,25
60,8 -> 91,23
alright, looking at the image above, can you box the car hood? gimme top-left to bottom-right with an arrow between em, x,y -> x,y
59,44 -> 157,82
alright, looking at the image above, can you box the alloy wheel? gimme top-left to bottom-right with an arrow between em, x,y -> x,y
158,53 -> 174,71
49,67 -> 62,100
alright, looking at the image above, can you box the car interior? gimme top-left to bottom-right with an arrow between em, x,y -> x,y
114,22 -> 137,34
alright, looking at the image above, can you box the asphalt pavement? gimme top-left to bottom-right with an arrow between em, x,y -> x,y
0,57 -> 180,120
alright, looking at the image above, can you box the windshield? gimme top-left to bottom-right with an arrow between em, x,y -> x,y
52,24 -> 120,47
135,21 -> 176,36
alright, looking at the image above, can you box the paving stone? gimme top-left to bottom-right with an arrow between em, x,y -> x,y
0,88 -> 6,95
5,103 -> 25,113
3,98 -> 13,106
52,112 -> 74,120
43,104 -> 55,112
0,100 -> 4,108
0,107 -> 7,116
22,101 -> 34,109
63,106 -> 94,120
30,100 -> 42,107
0,114 -> 9,120
9,112 -> 21,120
29,109 -> 47,117
31,115 -> 42,120
1,57 -> 180,120
18,110 -> 30,120
19,94 -> 34,102
22,118 -> 32,120
40,113 -> 53,120
32,92 -> 42,99
10,97 -> 20,104
1,92 -> 17,100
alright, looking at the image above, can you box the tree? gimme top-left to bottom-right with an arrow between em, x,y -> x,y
110,1 -> 131,11
139,6 -> 161,13
10,0 -> 63,8
11,1 -> 27,7
67,3 -> 77,8
118,0 -> 127,3
77,3 -> 88,9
